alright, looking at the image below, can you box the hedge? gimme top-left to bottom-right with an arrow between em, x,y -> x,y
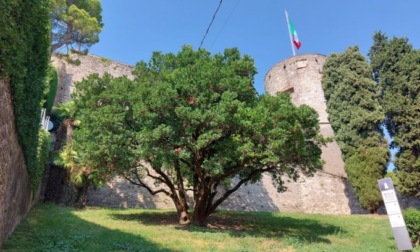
44,65 -> 59,115
403,207 -> 420,247
0,0 -> 51,188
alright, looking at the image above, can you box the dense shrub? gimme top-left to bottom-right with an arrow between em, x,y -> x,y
43,66 -> 59,115
34,129 -> 51,190
403,207 -> 420,246
0,0 -> 51,187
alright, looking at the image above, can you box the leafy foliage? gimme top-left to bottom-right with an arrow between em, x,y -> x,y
43,65 -> 59,114
322,46 -> 389,212
34,129 -> 51,191
52,100 -> 93,208
369,32 -> 420,197
0,0 -> 51,187
403,207 -> 420,247
71,46 -> 325,225
50,0 -> 103,52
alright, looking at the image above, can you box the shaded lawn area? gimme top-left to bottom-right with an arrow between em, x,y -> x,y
1,203 -> 414,252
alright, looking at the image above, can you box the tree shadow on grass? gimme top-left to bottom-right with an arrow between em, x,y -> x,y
111,210 -> 345,245
1,204 -> 173,252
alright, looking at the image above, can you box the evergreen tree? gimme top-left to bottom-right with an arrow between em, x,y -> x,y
369,32 -> 420,197
50,0 -> 103,52
70,46 -> 325,225
322,46 -> 389,212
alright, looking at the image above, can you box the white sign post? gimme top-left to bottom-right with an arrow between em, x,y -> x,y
378,178 -> 412,251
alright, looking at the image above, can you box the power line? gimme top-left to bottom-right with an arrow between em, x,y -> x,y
198,0 -> 223,49
210,0 -> 240,49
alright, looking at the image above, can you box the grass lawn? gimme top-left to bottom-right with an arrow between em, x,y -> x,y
1,203 -> 417,252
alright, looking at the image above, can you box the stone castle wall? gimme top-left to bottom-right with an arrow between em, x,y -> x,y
51,53 -> 134,105
0,80 -> 35,245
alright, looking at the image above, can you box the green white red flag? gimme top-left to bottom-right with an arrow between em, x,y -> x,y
288,19 -> 301,49
285,10 -> 301,55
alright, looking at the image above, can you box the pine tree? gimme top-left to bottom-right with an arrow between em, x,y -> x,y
50,0 -> 103,52
322,46 -> 389,212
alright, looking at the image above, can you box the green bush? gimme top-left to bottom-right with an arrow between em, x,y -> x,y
33,129 -> 51,190
0,0 -> 51,187
403,207 -> 420,246
44,66 -> 59,115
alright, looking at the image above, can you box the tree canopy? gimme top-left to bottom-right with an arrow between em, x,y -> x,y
322,46 -> 389,212
70,46 -> 325,225
50,0 -> 103,52
369,32 -> 420,197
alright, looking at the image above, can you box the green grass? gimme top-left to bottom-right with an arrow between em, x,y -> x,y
1,203 -> 418,252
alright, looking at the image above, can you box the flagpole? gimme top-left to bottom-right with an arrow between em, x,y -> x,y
285,10 -> 296,56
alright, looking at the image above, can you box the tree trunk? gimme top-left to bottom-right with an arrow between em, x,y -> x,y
178,209 -> 190,225
191,188 -> 210,226
64,118 -> 74,145
173,195 -> 190,225
192,207 -> 209,227
75,177 -> 90,209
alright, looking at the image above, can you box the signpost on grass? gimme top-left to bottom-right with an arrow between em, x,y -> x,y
377,178 -> 412,251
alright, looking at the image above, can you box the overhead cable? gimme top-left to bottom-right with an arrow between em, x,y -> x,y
210,0 -> 240,49
198,0 -> 223,49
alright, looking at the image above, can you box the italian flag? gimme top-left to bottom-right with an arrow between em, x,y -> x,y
288,16 -> 301,49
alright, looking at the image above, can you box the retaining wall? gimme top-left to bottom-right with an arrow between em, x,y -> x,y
0,80 -> 34,245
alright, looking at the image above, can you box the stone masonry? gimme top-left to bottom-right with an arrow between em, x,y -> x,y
0,80 -> 35,246
264,54 -> 366,213
51,53 -> 134,105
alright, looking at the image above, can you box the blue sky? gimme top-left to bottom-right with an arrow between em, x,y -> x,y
91,0 -> 420,95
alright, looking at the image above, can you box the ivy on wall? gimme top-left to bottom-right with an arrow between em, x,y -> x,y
43,65 -> 59,115
0,0 -> 51,188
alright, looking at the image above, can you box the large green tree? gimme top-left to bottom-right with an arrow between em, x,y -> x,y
71,46 -> 325,225
322,46 -> 389,212
50,0 -> 103,52
369,32 -> 420,197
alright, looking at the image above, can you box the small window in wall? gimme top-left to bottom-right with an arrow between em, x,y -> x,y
296,59 -> 307,69
284,87 -> 294,94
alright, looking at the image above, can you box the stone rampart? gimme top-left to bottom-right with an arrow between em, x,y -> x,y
0,80 -> 34,245
51,53 -> 134,105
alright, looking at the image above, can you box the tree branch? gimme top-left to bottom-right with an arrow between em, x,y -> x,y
209,167 -> 275,214
121,172 -> 170,196
145,167 -> 166,184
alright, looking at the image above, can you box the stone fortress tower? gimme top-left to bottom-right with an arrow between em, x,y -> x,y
263,54 -> 365,214
265,54 -> 344,178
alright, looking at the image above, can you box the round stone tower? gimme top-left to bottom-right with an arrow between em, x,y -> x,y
265,54 -> 345,177
264,54 -> 366,214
